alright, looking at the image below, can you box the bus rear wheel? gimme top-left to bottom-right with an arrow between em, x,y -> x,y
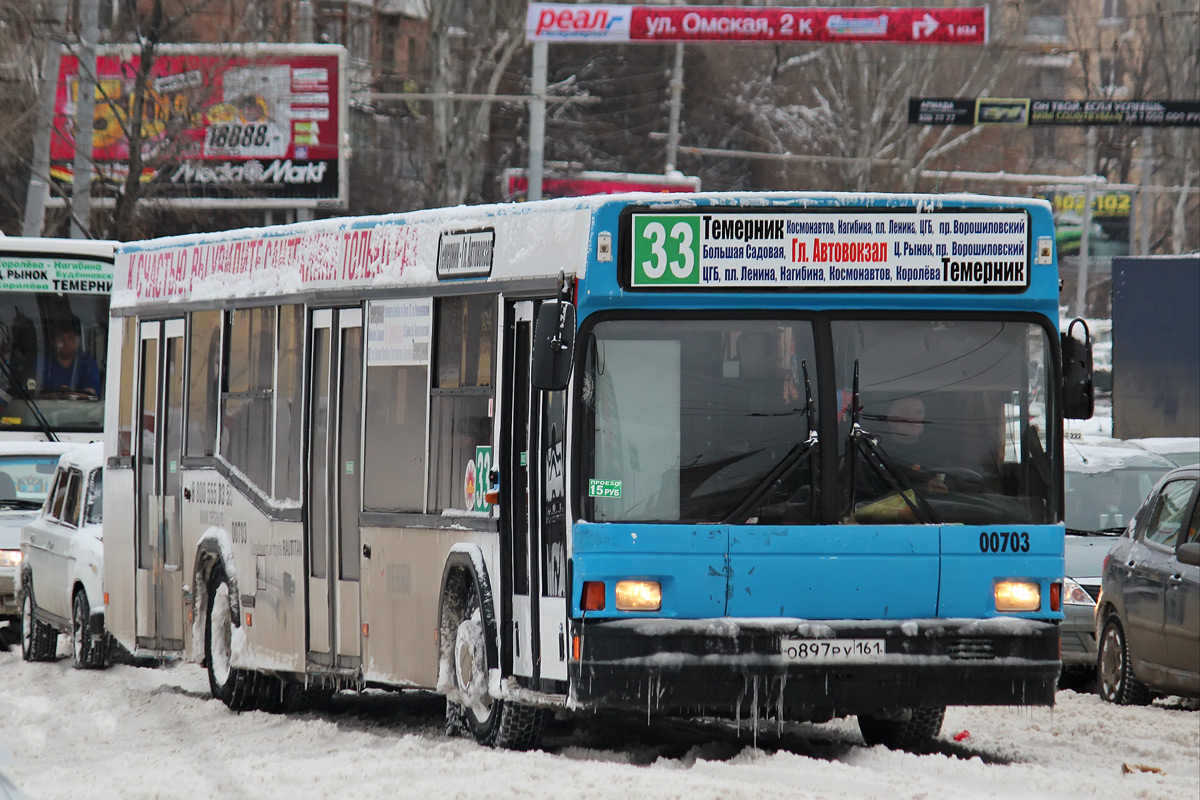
858,706 -> 946,751
206,564 -> 258,711
444,581 -> 546,750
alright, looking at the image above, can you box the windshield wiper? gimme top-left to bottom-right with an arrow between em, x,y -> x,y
723,360 -> 818,524
845,360 -> 940,525
0,357 -> 58,443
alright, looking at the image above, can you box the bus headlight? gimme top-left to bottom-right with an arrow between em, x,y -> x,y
0,549 -> 22,568
615,581 -> 661,611
995,580 -> 1040,612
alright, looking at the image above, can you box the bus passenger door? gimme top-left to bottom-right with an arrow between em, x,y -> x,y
503,300 -> 569,685
502,302 -> 535,678
306,308 -> 364,670
134,318 -> 186,652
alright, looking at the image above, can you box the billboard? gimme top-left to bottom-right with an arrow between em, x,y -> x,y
527,3 -> 989,45
51,44 -> 347,208
909,97 -> 1200,127
502,169 -> 701,201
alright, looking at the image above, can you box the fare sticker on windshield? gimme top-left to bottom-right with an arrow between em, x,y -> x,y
627,209 -> 1030,291
588,479 -> 622,498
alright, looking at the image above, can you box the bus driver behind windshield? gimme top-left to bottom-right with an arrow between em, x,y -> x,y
38,320 -> 101,398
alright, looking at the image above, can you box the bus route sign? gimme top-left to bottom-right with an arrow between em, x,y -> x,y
627,209 -> 1034,291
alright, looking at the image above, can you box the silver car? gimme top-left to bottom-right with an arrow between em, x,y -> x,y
1095,466 -> 1200,703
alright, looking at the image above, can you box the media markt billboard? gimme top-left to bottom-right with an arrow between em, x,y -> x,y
51,43 -> 347,208
622,208 -> 1042,292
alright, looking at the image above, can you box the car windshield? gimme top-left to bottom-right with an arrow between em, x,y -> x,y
0,455 -> 61,507
1064,467 -> 1170,532
580,316 -> 1057,526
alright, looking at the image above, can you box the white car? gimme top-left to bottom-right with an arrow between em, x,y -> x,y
0,442 -> 76,647
16,442 -> 108,668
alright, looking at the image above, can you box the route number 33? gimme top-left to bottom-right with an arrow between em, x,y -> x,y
632,215 -> 700,286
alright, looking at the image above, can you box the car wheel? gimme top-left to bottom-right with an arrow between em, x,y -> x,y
72,591 -> 109,670
444,580 -> 545,750
1097,614 -> 1153,705
20,583 -> 56,663
858,707 -> 946,751
205,563 -> 258,711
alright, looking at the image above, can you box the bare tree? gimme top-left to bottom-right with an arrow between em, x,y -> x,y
426,0 -> 526,207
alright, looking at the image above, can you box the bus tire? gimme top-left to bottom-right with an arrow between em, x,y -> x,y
444,579 -> 545,750
71,590 -> 109,669
858,706 -> 945,750
20,582 -> 57,663
1097,615 -> 1153,706
205,563 -> 258,712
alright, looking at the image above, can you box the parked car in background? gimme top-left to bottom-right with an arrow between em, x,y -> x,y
1129,437 -> 1200,468
1095,465 -> 1200,704
17,442 -> 108,668
1061,438 -> 1176,679
0,442 -> 76,648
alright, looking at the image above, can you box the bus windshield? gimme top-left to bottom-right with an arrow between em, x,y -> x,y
581,316 -> 1055,526
0,240 -> 112,438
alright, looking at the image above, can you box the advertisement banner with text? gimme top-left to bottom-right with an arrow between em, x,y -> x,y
910,97 -> 1200,127
51,44 -> 347,207
528,4 -> 988,45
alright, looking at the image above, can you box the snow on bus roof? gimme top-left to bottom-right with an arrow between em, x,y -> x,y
112,191 -> 1050,308
0,237 -> 117,259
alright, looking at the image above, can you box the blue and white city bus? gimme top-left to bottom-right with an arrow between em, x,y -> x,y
102,192 -> 1088,750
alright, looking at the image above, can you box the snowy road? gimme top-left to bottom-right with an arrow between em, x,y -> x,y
1,648 -> 1196,800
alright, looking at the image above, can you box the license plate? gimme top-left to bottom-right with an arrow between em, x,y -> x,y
780,638 -> 886,662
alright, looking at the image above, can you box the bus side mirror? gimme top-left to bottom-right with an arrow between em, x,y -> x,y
532,300 -> 576,391
1062,318 -> 1094,420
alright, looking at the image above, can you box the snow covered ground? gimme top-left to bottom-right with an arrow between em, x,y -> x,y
1,648 -> 1196,800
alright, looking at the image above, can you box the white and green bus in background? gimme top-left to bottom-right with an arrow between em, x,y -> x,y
0,236 -> 114,648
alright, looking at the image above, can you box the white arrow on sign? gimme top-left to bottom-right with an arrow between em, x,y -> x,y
912,13 -> 939,39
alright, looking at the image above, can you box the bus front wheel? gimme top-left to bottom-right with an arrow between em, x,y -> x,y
205,563 -> 257,711
858,706 -> 946,751
443,578 -> 546,750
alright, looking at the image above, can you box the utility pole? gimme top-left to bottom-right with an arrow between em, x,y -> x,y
665,43 -> 684,174
1138,127 -> 1153,255
1074,127 -> 1098,317
22,0 -> 71,237
528,41 -> 547,201
70,0 -> 99,238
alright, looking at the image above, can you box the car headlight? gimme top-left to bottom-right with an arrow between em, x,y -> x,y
0,549 -> 22,568
995,580 -> 1041,612
1062,577 -> 1095,606
615,580 -> 661,611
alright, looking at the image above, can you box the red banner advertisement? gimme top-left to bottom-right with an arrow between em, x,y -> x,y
50,44 -> 346,205
527,4 -> 988,45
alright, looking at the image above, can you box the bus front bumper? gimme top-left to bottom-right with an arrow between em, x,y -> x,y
570,617 -> 1060,718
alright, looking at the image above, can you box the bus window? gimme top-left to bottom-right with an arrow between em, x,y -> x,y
274,304 -> 305,502
363,297 -> 432,514
117,317 -> 137,457
428,296 -> 495,513
187,311 -> 221,458
833,319 -> 1054,526
221,307 -> 276,490
582,318 -> 817,524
